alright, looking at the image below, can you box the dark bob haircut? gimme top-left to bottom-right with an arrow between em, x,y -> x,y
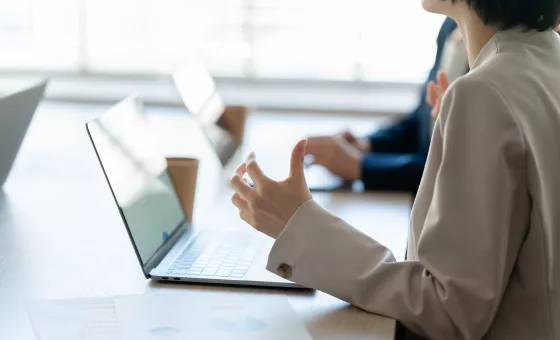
452,0 -> 560,31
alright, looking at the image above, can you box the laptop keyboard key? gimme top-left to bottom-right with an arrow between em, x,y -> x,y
202,269 -> 218,276
170,232 -> 260,280
216,269 -> 232,277
190,265 -> 205,269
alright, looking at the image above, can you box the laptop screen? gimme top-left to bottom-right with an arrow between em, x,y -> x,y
173,61 -> 238,166
172,59 -> 225,124
87,98 -> 186,266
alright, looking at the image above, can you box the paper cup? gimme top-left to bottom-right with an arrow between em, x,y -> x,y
166,157 -> 199,223
218,105 -> 249,146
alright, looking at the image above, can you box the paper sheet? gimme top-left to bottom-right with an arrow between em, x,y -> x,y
27,292 -> 311,340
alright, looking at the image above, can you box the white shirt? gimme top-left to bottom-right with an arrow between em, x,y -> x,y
267,28 -> 560,340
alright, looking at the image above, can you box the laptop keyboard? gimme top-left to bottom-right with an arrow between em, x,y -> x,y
166,232 -> 259,279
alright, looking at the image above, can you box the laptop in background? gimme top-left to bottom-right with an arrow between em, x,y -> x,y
86,97 -> 305,289
0,80 -> 48,186
172,60 -> 239,167
172,61 -> 349,191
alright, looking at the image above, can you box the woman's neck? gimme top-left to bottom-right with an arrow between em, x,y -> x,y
455,11 -> 500,67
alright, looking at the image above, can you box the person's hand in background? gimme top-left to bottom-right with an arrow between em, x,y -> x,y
305,134 -> 364,181
230,140 -> 313,239
427,71 -> 450,120
340,130 -> 371,153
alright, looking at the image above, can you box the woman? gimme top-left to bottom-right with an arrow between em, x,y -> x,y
230,0 -> 560,339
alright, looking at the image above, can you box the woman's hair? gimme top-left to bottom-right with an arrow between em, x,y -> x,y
452,0 -> 560,31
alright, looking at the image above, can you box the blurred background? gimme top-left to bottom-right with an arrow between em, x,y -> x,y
0,0 -> 444,112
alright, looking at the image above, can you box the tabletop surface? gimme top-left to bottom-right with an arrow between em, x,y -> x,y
0,102 -> 411,339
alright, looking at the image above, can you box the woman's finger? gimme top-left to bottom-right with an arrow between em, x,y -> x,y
229,175 -> 254,200
235,162 -> 247,177
245,151 -> 256,163
231,192 -> 249,210
246,159 -> 272,186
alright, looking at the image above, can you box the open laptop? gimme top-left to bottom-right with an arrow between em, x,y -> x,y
172,61 -> 350,191
0,80 -> 48,186
172,60 -> 238,167
86,97 -> 305,289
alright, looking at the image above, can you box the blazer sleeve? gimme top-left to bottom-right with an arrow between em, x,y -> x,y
267,77 -> 528,340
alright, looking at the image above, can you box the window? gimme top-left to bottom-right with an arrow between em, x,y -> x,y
0,0 -> 444,83
0,0 -> 81,70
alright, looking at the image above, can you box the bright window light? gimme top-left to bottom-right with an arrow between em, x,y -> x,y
0,0 -> 444,83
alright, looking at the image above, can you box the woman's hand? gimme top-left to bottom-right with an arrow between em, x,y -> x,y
230,139 -> 313,239
305,134 -> 364,181
427,71 -> 450,120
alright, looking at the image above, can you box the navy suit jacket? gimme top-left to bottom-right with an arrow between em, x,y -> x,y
361,18 -> 464,194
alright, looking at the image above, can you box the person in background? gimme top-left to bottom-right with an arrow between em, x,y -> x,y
230,0 -> 560,338
305,17 -> 468,195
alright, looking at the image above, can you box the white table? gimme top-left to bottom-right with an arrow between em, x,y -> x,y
0,102 -> 411,339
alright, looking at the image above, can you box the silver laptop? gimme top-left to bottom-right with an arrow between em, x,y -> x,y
0,80 -> 48,186
86,97 -> 305,289
172,60 -> 238,167
172,61 -> 350,191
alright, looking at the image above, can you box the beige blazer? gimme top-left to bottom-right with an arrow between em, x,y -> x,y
267,28 -> 560,340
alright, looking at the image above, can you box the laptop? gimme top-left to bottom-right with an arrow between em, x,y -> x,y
172,61 -> 350,191
172,60 -> 238,167
86,97 -> 305,289
0,80 -> 48,186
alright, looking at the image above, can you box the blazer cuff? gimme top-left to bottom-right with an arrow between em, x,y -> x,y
266,199 -> 394,294
266,199 -> 319,279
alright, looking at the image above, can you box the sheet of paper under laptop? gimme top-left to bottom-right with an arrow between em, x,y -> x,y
26,291 -> 312,340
